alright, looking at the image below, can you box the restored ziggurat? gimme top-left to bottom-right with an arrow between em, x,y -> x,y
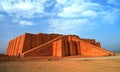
6,33 -> 114,57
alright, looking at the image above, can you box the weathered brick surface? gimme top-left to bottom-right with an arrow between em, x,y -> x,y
22,33 -> 32,52
96,42 -> 101,47
18,34 -> 26,55
9,40 -> 13,56
8,40 -> 12,56
80,40 -> 112,56
24,43 -> 53,57
13,37 -> 17,56
53,39 -> 63,57
6,33 -> 114,57
15,37 -> 20,56
81,39 -> 101,47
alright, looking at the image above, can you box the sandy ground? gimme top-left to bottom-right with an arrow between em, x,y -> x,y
0,55 -> 120,72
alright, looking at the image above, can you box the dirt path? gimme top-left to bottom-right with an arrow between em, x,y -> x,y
61,56 -> 120,60
0,56 -> 120,72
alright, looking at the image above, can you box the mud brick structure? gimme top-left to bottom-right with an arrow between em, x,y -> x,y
6,33 -> 114,57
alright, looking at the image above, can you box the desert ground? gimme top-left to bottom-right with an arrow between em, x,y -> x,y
0,53 -> 120,72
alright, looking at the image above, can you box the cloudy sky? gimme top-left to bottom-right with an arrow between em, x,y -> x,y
0,0 -> 120,53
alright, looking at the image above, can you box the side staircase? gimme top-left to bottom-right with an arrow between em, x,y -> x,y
21,36 -> 63,57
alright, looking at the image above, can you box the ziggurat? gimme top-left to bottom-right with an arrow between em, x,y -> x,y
6,33 -> 114,57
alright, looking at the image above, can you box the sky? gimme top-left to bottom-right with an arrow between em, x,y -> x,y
0,0 -> 120,54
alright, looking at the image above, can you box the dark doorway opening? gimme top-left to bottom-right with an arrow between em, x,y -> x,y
74,41 -> 78,55
67,41 -> 71,56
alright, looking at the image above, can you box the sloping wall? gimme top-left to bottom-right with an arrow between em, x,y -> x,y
6,33 -> 26,56
80,40 -> 113,56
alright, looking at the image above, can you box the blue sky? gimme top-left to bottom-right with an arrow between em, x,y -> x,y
0,0 -> 120,53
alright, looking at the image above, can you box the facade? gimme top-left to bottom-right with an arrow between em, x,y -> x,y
6,33 -> 114,57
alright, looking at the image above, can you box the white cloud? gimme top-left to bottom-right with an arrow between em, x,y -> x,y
56,0 -> 101,18
11,16 -> 34,26
0,0 -> 119,29
101,9 -> 120,24
56,0 -> 68,5
47,18 -> 93,34
80,10 -> 97,17
46,0 -> 120,34
0,0 -> 47,18
56,0 -> 120,25
19,20 -> 34,26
